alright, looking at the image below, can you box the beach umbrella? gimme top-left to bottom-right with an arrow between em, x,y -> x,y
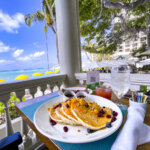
0,79 -> 6,83
32,72 -> 43,76
138,50 -> 150,57
54,69 -> 60,73
15,75 -> 30,80
140,58 -> 150,66
45,71 -> 54,75
116,56 -> 125,60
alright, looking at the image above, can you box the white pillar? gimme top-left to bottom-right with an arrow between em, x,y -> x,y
55,0 -> 81,87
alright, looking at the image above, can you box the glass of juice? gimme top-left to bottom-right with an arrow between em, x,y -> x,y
96,88 -> 112,100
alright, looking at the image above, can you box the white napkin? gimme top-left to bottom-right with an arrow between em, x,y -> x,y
111,100 -> 150,150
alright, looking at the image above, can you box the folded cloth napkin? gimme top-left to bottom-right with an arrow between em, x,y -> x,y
111,100 -> 150,150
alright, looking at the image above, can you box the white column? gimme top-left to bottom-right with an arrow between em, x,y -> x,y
55,0 -> 81,87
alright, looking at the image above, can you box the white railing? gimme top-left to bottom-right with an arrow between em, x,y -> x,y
75,73 -> 150,91
1,72 -> 149,149
0,74 -> 66,150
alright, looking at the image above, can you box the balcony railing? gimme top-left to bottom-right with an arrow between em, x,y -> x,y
0,74 -> 66,149
75,73 -> 150,91
1,72 -> 150,149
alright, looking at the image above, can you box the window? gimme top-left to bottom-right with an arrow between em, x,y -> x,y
140,37 -> 146,42
125,44 -> 130,47
141,32 -> 146,36
141,42 -> 146,45
119,46 -> 123,49
133,43 -> 137,47
133,48 -> 137,51
125,41 -> 130,47
125,48 -> 130,52
132,43 -> 137,49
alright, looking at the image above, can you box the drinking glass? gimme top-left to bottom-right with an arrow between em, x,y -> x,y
111,65 -> 130,105
96,88 -> 112,100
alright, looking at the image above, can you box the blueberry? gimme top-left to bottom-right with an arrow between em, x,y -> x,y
99,109 -> 105,114
63,126 -> 68,132
106,122 -> 112,128
87,128 -> 93,133
50,119 -> 57,126
97,112 -> 103,117
65,104 -> 69,108
106,115 -> 112,118
111,116 -> 116,122
85,103 -> 89,108
112,111 -> 118,117
54,103 -> 62,109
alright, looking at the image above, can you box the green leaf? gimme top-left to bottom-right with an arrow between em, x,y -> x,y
44,23 -> 48,35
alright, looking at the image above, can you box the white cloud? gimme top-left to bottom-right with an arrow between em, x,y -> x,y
0,10 -> 24,33
18,51 -> 45,61
0,41 -> 10,53
33,42 -> 41,48
0,59 -> 5,63
0,59 -> 14,64
13,49 -> 24,57
18,56 -> 30,61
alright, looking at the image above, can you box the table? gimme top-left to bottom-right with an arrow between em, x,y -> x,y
15,92 -> 150,150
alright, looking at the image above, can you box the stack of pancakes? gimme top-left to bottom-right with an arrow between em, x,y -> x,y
48,98 -> 113,130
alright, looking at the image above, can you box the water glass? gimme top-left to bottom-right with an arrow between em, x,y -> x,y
111,65 -> 130,105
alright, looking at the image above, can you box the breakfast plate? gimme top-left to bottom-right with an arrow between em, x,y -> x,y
34,95 -> 123,143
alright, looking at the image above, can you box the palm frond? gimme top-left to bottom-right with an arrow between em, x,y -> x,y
44,23 -> 48,35
34,10 -> 45,22
42,0 -> 55,18
24,10 -> 45,26
24,14 -> 34,27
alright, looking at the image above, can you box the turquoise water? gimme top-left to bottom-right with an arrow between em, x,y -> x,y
0,68 -> 57,82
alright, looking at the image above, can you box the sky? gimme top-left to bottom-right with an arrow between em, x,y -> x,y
0,0 -> 89,72
0,0 -> 59,71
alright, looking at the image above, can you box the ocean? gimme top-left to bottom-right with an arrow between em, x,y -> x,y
0,68 -> 57,82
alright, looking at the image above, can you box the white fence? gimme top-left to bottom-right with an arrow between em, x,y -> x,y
75,73 -> 150,91
0,74 -> 66,150
1,72 -> 150,149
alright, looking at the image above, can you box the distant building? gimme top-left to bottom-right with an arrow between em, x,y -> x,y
86,31 -> 147,61
113,31 -> 147,59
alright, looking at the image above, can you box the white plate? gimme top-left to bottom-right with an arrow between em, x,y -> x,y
34,95 -> 123,143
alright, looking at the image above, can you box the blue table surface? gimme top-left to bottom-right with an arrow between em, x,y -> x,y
16,92 -> 127,150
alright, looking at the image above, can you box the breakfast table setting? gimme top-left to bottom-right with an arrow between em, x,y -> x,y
15,65 -> 150,150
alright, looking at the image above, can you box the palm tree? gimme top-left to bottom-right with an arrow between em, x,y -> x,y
24,0 -> 60,64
